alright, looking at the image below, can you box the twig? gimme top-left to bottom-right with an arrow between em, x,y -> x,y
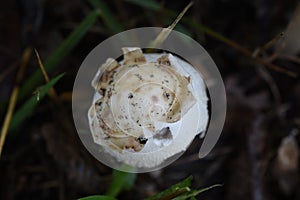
252,33 -> 284,60
186,19 -> 298,77
163,9 -> 297,77
278,54 -> 300,64
261,32 -> 284,52
0,47 -> 32,157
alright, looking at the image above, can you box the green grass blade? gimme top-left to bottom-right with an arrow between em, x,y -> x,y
106,170 -> 136,197
9,73 -> 64,131
145,176 -> 193,200
123,0 -> 161,11
18,11 -> 99,101
172,184 -> 223,200
78,195 -> 117,200
87,0 -> 123,33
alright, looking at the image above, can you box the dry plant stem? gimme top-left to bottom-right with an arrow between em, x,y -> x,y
184,19 -> 298,77
278,54 -> 300,64
0,47 -> 32,157
257,66 -> 281,108
59,91 -> 73,102
34,49 -> 60,105
265,52 -> 280,63
261,33 -> 284,51
34,49 -> 74,136
150,1 -> 193,48
257,59 -> 296,77
227,37 -> 296,77
255,35 -> 283,109
253,33 -> 284,61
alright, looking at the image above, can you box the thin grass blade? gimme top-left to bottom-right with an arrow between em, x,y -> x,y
78,195 -> 117,200
172,184 -> 223,200
10,73 -> 64,131
123,0 -> 161,11
106,170 -> 136,197
87,0 -> 123,33
145,176 -> 193,200
18,11 -> 99,101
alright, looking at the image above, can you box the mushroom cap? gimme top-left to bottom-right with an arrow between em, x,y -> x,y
88,48 -> 208,168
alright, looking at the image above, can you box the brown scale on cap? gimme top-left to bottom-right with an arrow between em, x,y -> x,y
123,48 -> 146,65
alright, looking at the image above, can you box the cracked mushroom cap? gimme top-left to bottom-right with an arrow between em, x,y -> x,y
88,47 -> 208,168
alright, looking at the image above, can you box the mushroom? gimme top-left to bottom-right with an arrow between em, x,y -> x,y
88,47 -> 209,168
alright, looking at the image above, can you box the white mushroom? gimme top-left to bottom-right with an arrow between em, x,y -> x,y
88,47 -> 209,168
